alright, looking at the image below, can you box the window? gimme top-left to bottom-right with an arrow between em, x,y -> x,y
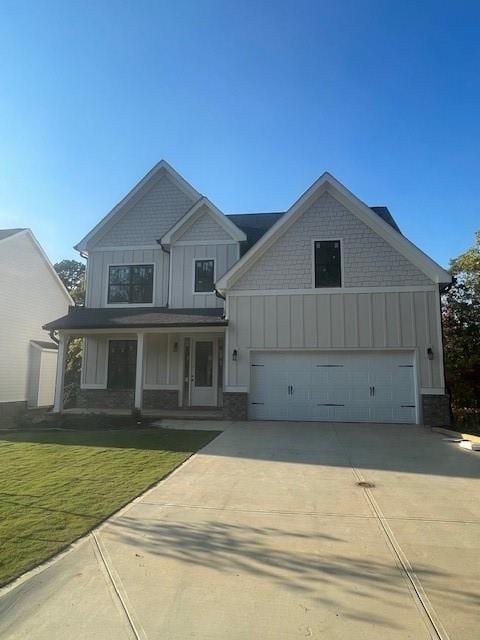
314,240 -> 342,288
194,259 -> 215,293
107,340 -> 137,389
108,265 -> 154,304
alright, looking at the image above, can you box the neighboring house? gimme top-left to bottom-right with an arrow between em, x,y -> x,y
45,161 -> 452,425
0,229 -> 72,424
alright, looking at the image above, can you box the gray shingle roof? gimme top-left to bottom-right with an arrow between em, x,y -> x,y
228,205 -> 400,254
44,306 -> 227,331
0,228 -> 26,241
30,340 -> 58,350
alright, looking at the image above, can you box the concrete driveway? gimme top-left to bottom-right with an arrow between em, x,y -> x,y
1,421 -> 479,640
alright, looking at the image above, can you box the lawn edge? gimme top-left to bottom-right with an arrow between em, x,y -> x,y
0,427 -> 222,596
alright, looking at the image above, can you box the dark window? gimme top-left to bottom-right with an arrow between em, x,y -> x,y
314,240 -> 342,288
194,259 -> 215,293
107,340 -> 137,389
108,265 -> 154,304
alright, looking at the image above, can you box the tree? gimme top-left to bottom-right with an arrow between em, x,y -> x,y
54,259 -> 85,305
53,259 -> 86,390
443,231 -> 480,413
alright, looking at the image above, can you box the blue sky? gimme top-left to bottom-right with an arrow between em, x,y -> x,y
0,1 -> 478,267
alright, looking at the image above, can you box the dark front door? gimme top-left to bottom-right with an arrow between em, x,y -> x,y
107,340 -> 137,389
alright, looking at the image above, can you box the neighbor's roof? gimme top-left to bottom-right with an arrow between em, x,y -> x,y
44,306 -> 227,331
30,340 -> 58,351
0,228 -> 26,241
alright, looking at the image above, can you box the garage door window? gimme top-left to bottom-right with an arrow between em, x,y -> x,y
314,240 -> 342,288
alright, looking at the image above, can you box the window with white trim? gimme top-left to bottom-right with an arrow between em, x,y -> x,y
314,241 -> 342,288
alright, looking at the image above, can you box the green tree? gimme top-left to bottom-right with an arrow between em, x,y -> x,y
53,259 -> 86,391
54,259 -> 85,305
443,231 -> 480,415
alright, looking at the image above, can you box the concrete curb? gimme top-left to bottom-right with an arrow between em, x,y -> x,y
432,426 -> 480,444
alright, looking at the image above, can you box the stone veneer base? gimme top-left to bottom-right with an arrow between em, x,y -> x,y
223,392 -> 248,420
142,389 -> 179,410
76,388 -> 134,410
421,394 -> 452,427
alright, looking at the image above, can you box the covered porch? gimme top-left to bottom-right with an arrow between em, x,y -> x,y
45,306 -> 228,414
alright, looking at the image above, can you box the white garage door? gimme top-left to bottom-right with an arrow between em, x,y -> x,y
249,351 -> 417,423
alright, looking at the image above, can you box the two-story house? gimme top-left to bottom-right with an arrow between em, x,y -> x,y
45,161 -> 452,425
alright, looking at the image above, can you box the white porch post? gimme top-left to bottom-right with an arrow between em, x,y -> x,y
53,333 -> 67,412
134,332 -> 145,410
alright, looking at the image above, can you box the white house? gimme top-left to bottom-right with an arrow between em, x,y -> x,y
0,229 -> 72,424
46,161 -> 452,425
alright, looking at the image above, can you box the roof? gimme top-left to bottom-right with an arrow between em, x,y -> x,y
227,206 -> 400,254
0,228 -> 26,242
44,306 -> 227,331
30,340 -> 58,351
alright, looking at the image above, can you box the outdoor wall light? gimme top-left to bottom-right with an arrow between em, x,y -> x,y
426,346 -> 434,360
173,341 -> 179,353
232,349 -> 238,362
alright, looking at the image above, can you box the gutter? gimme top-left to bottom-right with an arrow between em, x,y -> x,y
157,238 -> 170,308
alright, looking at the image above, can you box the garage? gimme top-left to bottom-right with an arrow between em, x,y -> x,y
249,351 -> 417,423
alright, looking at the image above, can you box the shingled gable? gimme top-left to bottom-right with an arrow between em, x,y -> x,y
74,160 -> 201,254
216,172 -> 451,291
160,197 -> 246,246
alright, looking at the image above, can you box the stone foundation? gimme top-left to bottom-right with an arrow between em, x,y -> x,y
76,388 -> 134,410
223,392 -> 248,420
0,401 -> 27,428
422,394 -> 451,426
142,389 -> 179,410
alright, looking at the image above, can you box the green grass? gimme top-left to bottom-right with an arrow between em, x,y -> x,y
0,427 -> 219,587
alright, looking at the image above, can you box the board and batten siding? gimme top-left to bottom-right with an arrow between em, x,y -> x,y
170,243 -> 238,308
86,248 -> 169,307
225,289 -> 443,392
82,334 -> 179,389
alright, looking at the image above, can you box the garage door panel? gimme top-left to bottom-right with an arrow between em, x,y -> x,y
249,351 -> 416,424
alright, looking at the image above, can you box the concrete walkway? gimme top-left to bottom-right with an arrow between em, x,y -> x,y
1,422 -> 479,639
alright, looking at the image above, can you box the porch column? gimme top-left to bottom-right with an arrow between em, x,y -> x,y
134,332 -> 145,410
53,333 -> 67,412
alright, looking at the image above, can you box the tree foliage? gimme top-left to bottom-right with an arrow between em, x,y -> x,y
53,259 -> 85,305
443,231 -> 480,411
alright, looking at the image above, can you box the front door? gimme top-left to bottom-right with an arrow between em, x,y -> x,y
190,339 -> 217,406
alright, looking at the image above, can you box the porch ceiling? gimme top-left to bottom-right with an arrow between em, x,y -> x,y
43,306 -> 227,331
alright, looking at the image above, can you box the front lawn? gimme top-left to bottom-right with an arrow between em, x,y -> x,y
0,427 -> 219,587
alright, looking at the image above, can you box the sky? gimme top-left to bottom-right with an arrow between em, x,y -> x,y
0,1 -> 478,268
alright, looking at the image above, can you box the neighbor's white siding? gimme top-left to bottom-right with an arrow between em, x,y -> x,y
86,248 -> 169,307
0,232 -> 70,403
232,192 -> 432,290
225,289 -> 443,392
170,243 -> 238,308
92,170 -> 196,248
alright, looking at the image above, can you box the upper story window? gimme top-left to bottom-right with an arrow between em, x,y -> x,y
108,264 -> 154,304
194,259 -> 215,293
314,240 -> 342,288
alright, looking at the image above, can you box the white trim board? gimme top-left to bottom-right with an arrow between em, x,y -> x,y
226,285 -> 436,297
216,172 -> 451,291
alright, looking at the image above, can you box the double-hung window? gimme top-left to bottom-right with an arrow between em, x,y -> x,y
314,240 -> 342,288
194,259 -> 215,293
108,264 -> 154,304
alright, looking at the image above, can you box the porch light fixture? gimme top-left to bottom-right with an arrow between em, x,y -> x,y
426,346 -> 434,360
232,349 -> 238,362
173,341 -> 179,353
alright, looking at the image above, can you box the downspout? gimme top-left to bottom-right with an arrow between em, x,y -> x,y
157,239 -> 170,308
